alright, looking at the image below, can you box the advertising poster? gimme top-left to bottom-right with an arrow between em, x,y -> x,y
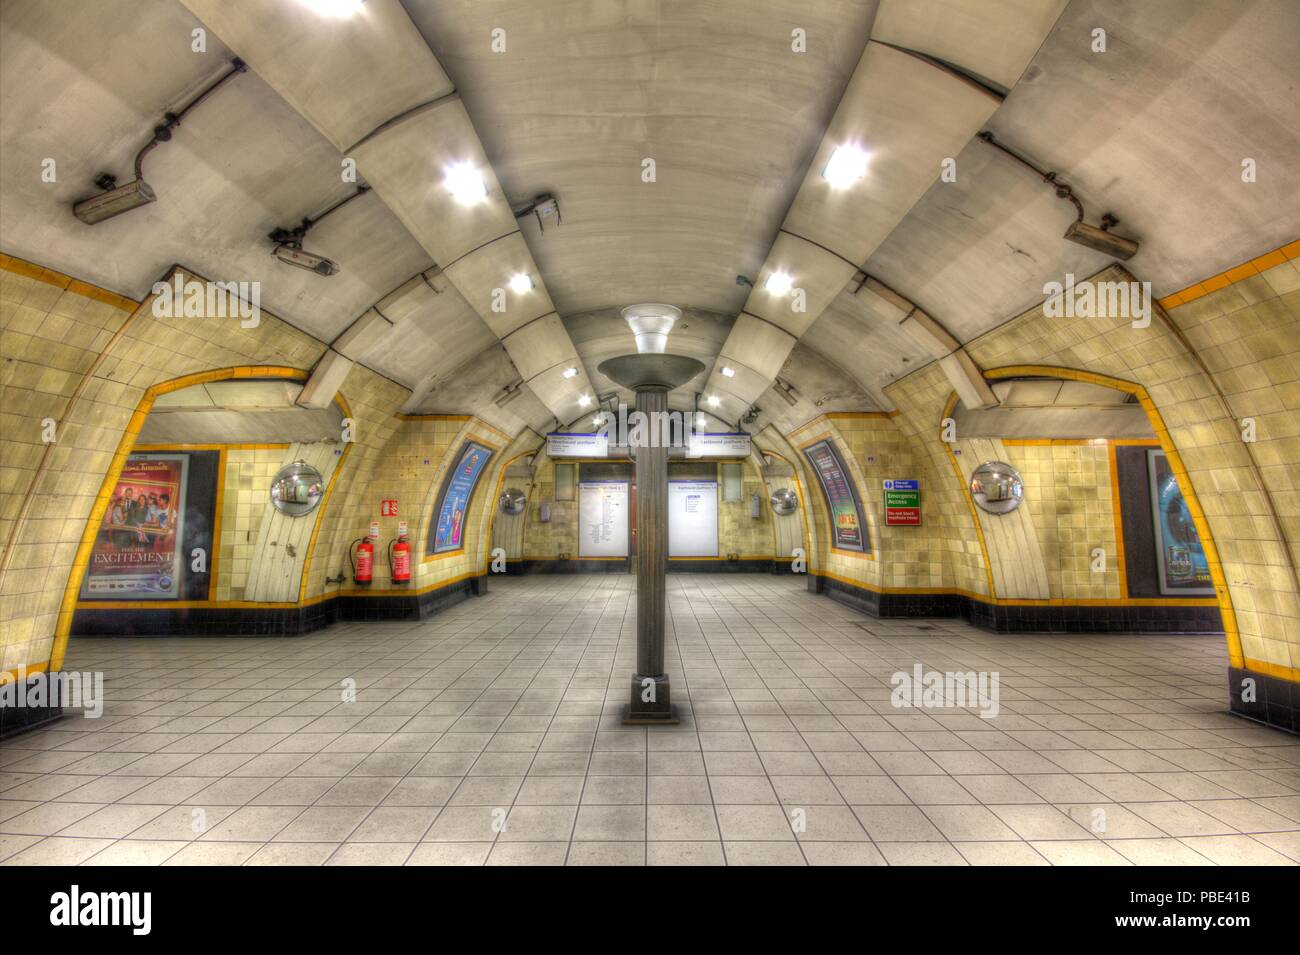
1148,448 -> 1213,595
803,439 -> 868,553
81,453 -> 188,599
430,441 -> 494,554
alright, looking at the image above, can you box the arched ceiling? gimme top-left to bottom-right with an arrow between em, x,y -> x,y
2,0 -> 1297,440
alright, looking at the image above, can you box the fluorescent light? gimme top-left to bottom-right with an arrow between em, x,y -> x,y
822,143 -> 869,188
721,366 -> 736,378
707,395 -> 721,407
300,0 -> 365,17
764,271 -> 793,296
578,393 -> 591,407
444,162 -> 487,205
509,273 -> 533,294
562,366 -> 578,379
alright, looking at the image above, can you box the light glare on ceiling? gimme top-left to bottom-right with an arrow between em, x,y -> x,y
707,395 -> 721,407
445,162 -> 488,205
509,273 -> 533,294
578,393 -> 591,406
300,0 -> 365,16
562,366 -> 578,379
764,271 -> 793,296
822,143 -> 869,188
721,366 -> 736,378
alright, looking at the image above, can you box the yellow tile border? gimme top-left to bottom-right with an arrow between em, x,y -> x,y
0,251 -> 138,312
50,366 -> 362,670
981,366 -> 1244,670
1157,238 -> 1299,310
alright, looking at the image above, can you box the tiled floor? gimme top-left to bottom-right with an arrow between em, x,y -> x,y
2,574 -> 1298,866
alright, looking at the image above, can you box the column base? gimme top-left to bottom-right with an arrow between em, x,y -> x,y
623,673 -> 679,724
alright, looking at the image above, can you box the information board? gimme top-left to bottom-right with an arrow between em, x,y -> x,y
668,481 -> 718,557
1148,448 -> 1213,595
578,481 -> 628,557
803,439 -> 868,552
428,441 -> 494,554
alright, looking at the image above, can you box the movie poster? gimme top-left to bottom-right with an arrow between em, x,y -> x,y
429,441 -> 493,554
81,454 -> 188,599
803,438 -> 868,553
1148,448 -> 1213,595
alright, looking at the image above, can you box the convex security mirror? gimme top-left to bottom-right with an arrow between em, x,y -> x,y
770,488 -> 799,515
970,461 -> 1024,515
499,487 -> 527,516
269,460 -> 325,517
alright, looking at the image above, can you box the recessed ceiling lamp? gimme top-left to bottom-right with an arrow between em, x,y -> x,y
707,395 -> 721,407
721,366 -> 736,378
976,131 -> 1139,260
562,366 -> 578,379
578,393 -> 592,407
822,143 -> 870,189
621,303 -> 682,354
509,273 -> 533,294
73,58 -> 247,225
445,161 -> 488,205
300,0 -> 365,15
764,271 -> 793,296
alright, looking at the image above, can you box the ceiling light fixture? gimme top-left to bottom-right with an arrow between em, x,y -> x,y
976,131 -> 1139,260
268,185 -> 371,277
578,393 -> 592,407
445,161 -> 488,205
621,303 -> 681,354
721,366 -> 736,378
822,143 -> 870,189
562,366 -> 578,379
73,58 -> 247,225
300,0 -> 365,16
509,273 -> 533,294
707,395 -> 721,407
764,271 -> 793,296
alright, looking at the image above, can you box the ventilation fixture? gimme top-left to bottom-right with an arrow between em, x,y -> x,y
977,131 -> 1139,260
268,185 -> 370,276
493,379 -> 524,408
772,377 -> 800,407
73,58 -> 247,224
512,193 -> 562,233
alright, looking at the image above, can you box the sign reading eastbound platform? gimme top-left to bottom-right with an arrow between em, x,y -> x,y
547,432 -> 608,458
686,432 -> 751,459
884,479 -> 921,526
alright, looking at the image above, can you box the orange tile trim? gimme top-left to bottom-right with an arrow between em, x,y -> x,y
1156,239 -> 1299,310
0,251 -> 138,312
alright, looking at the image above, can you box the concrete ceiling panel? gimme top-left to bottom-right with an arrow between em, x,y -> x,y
443,232 -> 558,337
869,0 -> 1070,89
781,41 -> 1001,267
178,0 -> 453,151
742,233 -> 858,337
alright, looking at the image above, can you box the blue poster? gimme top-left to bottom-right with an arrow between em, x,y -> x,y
429,441 -> 494,555
1147,448 -> 1213,595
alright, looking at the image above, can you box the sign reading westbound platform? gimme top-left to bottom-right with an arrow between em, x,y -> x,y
686,432 -> 751,459
883,479 -> 921,526
546,432 -> 608,458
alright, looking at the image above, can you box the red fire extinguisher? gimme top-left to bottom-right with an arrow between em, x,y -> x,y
389,533 -> 411,585
349,536 -> 374,585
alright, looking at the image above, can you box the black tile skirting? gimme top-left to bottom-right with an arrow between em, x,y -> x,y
1228,665 -> 1299,735
818,574 -> 1225,635
70,576 -> 484,637
503,559 -> 630,575
0,673 -> 68,740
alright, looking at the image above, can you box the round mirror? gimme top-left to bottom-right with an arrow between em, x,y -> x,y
269,460 -> 325,517
499,487 -> 527,516
969,461 -> 1024,515
770,488 -> 799,516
